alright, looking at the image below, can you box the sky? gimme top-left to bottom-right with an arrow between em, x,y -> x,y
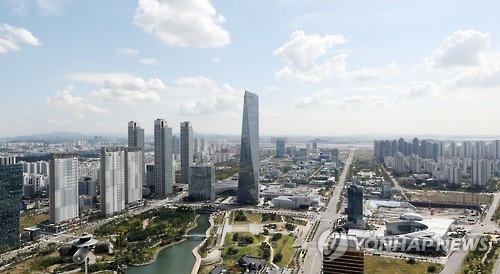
1,0 -> 500,137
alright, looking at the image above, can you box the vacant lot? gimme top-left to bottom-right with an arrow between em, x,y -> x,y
365,256 -> 442,274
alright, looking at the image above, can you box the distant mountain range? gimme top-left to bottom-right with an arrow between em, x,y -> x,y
2,131 -> 499,143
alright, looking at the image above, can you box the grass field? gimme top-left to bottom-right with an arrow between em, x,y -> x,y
408,190 -> 492,205
364,256 -> 442,274
19,211 -> 48,230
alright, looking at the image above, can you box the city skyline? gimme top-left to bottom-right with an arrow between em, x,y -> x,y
2,1 -> 500,137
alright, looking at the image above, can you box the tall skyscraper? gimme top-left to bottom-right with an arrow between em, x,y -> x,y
331,148 -> 339,165
49,153 -> 79,224
100,147 -> 143,215
189,163 -> 215,201
0,157 -> 22,248
180,121 -> 193,185
154,119 -> 173,196
128,121 -> 145,183
100,147 -> 125,215
238,91 -> 260,205
275,139 -> 286,158
346,185 -> 364,228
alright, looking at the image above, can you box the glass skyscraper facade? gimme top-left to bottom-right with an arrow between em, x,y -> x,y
180,121 -> 193,185
128,121 -> 145,184
0,157 -> 22,248
189,164 -> 215,201
154,119 -> 173,196
238,91 -> 260,205
347,185 -> 364,228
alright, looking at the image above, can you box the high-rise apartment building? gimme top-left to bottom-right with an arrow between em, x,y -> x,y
100,146 -> 143,215
49,153 -> 79,224
189,164 -> 215,201
0,157 -> 23,248
154,119 -> 173,196
275,139 -> 286,158
238,91 -> 260,205
180,121 -> 193,185
100,147 -> 125,215
472,159 -> 489,188
128,121 -> 145,183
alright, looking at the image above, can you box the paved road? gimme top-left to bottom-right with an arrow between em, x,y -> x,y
440,191 -> 499,274
300,149 -> 354,274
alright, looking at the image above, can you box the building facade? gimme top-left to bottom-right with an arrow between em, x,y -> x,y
346,185 -> 364,228
128,121 -> 145,184
49,153 -> 79,224
238,91 -> 260,205
189,164 -> 215,201
154,119 -> 173,196
0,157 -> 23,248
275,139 -> 286,158
180,121 -> 193,185
100,147 -> 143,215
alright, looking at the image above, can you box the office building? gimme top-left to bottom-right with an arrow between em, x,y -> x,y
189,164 -> 215,201
49,153 -> 79,224
154,119 -> 173,196
128,121 -> 145,184
100,147 -> 142,215
275,139 -> 286,158
238,90 -> 260,205
0,157 -> 23,248
323,234 -> 364,274
331,148 -> 339,165
180,121 -> 193,185
346,185 -> 364,228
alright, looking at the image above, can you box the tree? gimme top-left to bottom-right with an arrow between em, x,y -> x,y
227,247 -> 238,255
407,257 -> 416,265
273,252 -> 283,263
232,233 -> 240,242
271,233 -> 282,242
427,264 -> 438,273
285,223 -> 296,231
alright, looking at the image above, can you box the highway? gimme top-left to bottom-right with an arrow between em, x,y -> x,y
300,149 -> 354,274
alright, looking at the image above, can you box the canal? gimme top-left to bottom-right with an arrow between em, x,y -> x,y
125,214 -> 210,274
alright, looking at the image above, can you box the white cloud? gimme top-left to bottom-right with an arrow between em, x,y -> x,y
178,80 -> 242,115
292,89 -> 391,109
66,73 -> 164,103
35,0 -> 64,16
292,89 -> 334,108
174,75 -> 217,90
274,30 -> 347,82
67,72 -> 137,84
133,0 -> 230,48
423,29 -> 490,69
260,109 -> 281,118
116,48 -> 139,55
274,30 -> 399,82
92,76 -> 164,103
212,58 -> 220,63
139,58 -> 160,65
401,83 -> 437,101
46,85 -> 108,115
0,23 -> 40,53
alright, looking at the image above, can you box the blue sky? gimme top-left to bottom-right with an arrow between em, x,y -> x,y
1,0 -> 500,137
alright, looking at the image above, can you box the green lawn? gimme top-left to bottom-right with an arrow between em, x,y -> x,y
276,236 -> 296,268
20,212 -> 48,230
364,256 -> 442,274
